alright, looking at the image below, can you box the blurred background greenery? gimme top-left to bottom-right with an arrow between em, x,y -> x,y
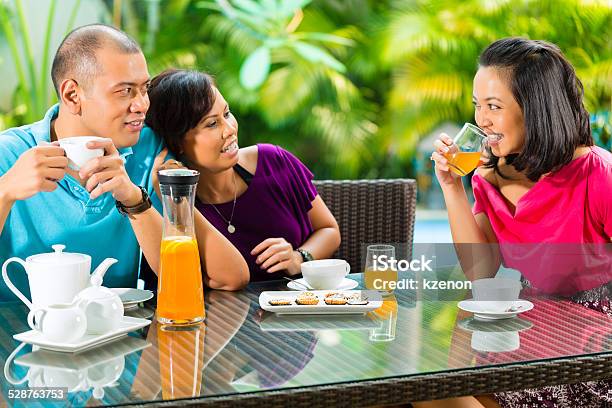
0,0 -> 610,182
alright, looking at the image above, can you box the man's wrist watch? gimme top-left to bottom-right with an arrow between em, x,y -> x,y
116,186 -> 152,218
295,248 -> 314,263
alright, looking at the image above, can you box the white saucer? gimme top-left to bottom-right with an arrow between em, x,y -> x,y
458,299 -> 534,320
287,278 -> 359,291
110,288 -> 154,309
13,316 -> 151,353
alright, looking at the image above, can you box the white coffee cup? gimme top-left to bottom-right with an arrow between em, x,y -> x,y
471,278 -> 521,312
301,259 -> 350,289
58,136 -> 106,170
27,303 -> 87,343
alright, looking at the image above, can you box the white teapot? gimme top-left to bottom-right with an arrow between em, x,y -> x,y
2,244 -> 118,310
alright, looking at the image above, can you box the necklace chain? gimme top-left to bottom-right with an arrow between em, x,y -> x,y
207,170 -> 237,234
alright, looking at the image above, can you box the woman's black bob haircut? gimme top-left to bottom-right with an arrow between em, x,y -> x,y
145,69 -> 216,158
479,37 -> 592,181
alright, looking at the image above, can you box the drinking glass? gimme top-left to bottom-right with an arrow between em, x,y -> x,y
444,123 -> 487,176
364,244 -> 398,294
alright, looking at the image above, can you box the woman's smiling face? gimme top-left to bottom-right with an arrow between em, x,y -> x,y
181,87 -> 239,172
473,66 -> 526,157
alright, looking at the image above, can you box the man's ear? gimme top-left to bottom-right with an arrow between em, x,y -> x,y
59,79 -> 82,115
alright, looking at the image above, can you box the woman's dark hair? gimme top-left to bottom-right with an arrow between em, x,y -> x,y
479,37 -> 592,181
145,69 -> 216,158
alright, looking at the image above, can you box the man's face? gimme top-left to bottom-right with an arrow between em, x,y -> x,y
78,47 -> 150,148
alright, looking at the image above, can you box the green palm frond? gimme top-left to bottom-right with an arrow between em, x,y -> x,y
258,64 -> 319,127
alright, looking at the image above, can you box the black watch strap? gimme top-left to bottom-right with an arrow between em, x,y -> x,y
296,248 -> 314,263
116,186 -> 152,218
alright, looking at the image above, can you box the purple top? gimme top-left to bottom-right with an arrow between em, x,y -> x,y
196,144 -> 318,281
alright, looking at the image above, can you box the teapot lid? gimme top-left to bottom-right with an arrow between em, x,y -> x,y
77,285 -> 117,300
28,245 -> 90,265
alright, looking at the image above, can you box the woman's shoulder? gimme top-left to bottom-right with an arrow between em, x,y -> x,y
585,146 -> 612,183
589,146 -> 612,168
474,165 -> 498,188
252,143 -> 309,170
237,145 -> 258,174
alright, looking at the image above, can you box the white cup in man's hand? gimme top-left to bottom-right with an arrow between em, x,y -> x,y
58,136 -> 106,170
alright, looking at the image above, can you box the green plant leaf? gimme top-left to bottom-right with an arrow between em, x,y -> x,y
292,41 -> 345,72
292,31 -> 355,46
239,46 -> 271,89
278,0 -> 311,17
232,0 -> 263,15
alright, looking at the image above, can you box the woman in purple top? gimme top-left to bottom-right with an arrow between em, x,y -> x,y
145,69 -> 341,281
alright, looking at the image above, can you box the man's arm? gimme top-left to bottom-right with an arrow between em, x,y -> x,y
0,145 -> 68,235
78,139 -> 164,274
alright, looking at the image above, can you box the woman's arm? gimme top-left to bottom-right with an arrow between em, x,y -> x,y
299,195 -> 341,261
440,174 -> 501,281
252,195 -> 341,276
433,134 -> 501,280
195,211 -> 250,290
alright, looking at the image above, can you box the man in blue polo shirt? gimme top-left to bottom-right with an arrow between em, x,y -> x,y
0,24 -> 249,304
0,24 -> 165,302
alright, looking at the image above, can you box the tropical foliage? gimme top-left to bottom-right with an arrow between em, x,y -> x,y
1,0 -> 611,179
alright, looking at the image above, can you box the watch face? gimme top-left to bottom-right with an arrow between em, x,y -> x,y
299,249 -> 313,262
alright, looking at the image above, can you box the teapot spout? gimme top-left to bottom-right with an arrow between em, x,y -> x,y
90,258 -> 118,287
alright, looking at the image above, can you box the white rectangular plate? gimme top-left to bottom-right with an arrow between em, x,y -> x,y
13,316 -> 151,353
259,290 -> 382,315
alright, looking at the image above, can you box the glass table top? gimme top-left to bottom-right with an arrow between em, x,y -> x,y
1,274 -> 610,406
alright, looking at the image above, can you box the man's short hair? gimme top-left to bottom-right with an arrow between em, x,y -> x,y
51,24 -> 142,95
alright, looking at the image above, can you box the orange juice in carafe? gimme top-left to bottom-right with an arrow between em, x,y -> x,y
158,236 -> 205,324
157,168 -> 205,325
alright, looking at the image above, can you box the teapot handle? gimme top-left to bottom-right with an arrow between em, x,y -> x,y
2,258 -> 33,310
3,342 -> 28,385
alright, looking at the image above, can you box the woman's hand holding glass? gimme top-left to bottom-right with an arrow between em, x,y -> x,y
432,133 -> 463,187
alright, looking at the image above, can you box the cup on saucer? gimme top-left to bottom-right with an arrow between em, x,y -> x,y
301,259 -> 350,290
471,278 -> 521,313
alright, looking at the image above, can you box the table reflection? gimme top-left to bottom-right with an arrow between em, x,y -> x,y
4,336 -> 149,401
158,324 -> 205,400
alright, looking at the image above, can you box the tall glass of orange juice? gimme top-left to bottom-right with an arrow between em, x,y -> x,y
157,169 -> 205,325
444,123 -> 487,176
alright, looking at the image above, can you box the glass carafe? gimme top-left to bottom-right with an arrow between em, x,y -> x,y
157,169 -> 205,325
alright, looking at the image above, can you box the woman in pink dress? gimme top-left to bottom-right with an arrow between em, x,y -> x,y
418,38 -> 612,408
